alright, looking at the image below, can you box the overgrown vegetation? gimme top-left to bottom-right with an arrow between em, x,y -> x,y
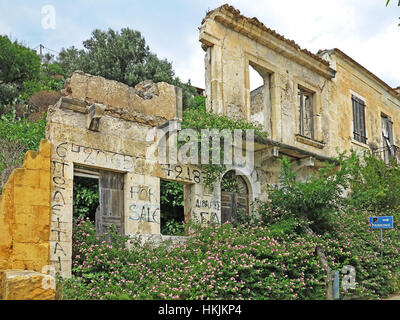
58,27 -> 197,108
0,111 -> 46,190
160,180 -> 185,236
73,176 -> 99,222
181,96 -> 268,187
59,151 -> 400,300
2,26 -> 400,301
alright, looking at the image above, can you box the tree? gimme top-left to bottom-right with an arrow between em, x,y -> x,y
58,28 -> 196,106
386,0 -> 400,25
0,36 -> 41,84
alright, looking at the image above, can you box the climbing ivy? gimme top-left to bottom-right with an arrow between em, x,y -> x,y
181,96 -> 268,187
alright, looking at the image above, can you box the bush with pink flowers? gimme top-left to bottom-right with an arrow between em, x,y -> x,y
58,151 -> 400,300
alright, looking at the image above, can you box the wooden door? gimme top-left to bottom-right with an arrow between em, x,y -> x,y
221,172 -> 249,224
221,192 -> 249,224
96,170 -> 124,236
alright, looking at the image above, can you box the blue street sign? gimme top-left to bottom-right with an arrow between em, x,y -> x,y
369,216 -> 394,229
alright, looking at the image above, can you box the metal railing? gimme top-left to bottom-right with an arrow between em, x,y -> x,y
372,145 -> 400,165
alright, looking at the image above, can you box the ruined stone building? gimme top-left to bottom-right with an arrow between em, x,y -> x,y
1,4 -> 399,298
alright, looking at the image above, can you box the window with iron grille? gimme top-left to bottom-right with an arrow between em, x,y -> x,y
298,89 -> 314,140
352,95 -> 367,144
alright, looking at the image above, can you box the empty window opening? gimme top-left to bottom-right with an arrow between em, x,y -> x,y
73,166 -> 125,238
73,166 -> 99,223
298,88 -> 314,140
249,63 -> 272,131
160,179 -> 185,236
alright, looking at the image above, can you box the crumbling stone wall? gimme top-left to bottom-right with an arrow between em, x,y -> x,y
46,71 -> 226,278
0,140 -> 52,297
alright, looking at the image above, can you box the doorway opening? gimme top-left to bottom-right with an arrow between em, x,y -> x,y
160,179 -> 185,236
220,171 -> 249,224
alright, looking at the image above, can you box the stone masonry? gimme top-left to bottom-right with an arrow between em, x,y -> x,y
1,4 -> 400,299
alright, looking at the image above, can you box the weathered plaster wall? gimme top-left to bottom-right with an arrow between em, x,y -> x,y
46,72 -> 230,278
199,5 -> 400,193
199,5 -> 335,165
0,140 -> 52,291
327,52 -> 400,156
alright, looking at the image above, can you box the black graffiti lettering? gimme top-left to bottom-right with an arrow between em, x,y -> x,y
211,200 -> 221,210
175,165 -> 183,179
83,147 -> 95,164
186,167 -> 192,181
51,229 -> 67,242
210,212 -> 219,224
161,164 -> 173,177
200,212 -> 208,224
51,204 -> 62,212
52,176 -> 66,189
130,186 -> 135,199
52,190 -> 65,205
138,188 -> 148,200
58,256 -> 62,272
148,188 -> 156,201
193,169 -> 201,184
71,143 -> 81,153
152,207 -> 159,224
129,203 -> 159,223
51,160 -> 69,177
55,217 -> 61,229
195,199 -> 220,210
54,242 -> 67,256
56,142 -> 68,158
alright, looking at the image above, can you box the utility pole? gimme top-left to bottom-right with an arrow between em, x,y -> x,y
39,44 -> 44,63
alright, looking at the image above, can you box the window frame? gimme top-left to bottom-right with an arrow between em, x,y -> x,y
298,87 -> 315,140
351,94 -> 367,144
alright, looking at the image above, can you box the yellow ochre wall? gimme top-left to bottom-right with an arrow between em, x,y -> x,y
0,139 -> 52,285
331,53 -> 400,155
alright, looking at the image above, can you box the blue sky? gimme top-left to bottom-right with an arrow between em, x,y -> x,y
0,0 -> 399,88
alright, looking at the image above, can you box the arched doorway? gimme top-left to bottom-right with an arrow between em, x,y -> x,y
220,171 -> 249,223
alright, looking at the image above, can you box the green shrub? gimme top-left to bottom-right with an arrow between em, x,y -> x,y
73,177 -> 99,220
0,111 -> 46,190
0,111 -> 46,151
59,218 -> 327,300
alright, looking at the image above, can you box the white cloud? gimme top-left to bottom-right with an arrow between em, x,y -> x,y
185,0 -> 400,87
1,1 -> 399,88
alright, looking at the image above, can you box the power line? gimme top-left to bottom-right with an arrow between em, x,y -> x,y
43,45 -> 60,54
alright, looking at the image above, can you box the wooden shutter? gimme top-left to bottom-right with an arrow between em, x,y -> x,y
299,91 -> 314,139
382,115 -> 394,163
221,191 -> 234,224
96,170 -> 124,237
304,95 -> 314,139
352,95 -> 367,144
221,192 -> 249,224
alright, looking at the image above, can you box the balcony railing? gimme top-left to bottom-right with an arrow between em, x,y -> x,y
372,145 -> 400,165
